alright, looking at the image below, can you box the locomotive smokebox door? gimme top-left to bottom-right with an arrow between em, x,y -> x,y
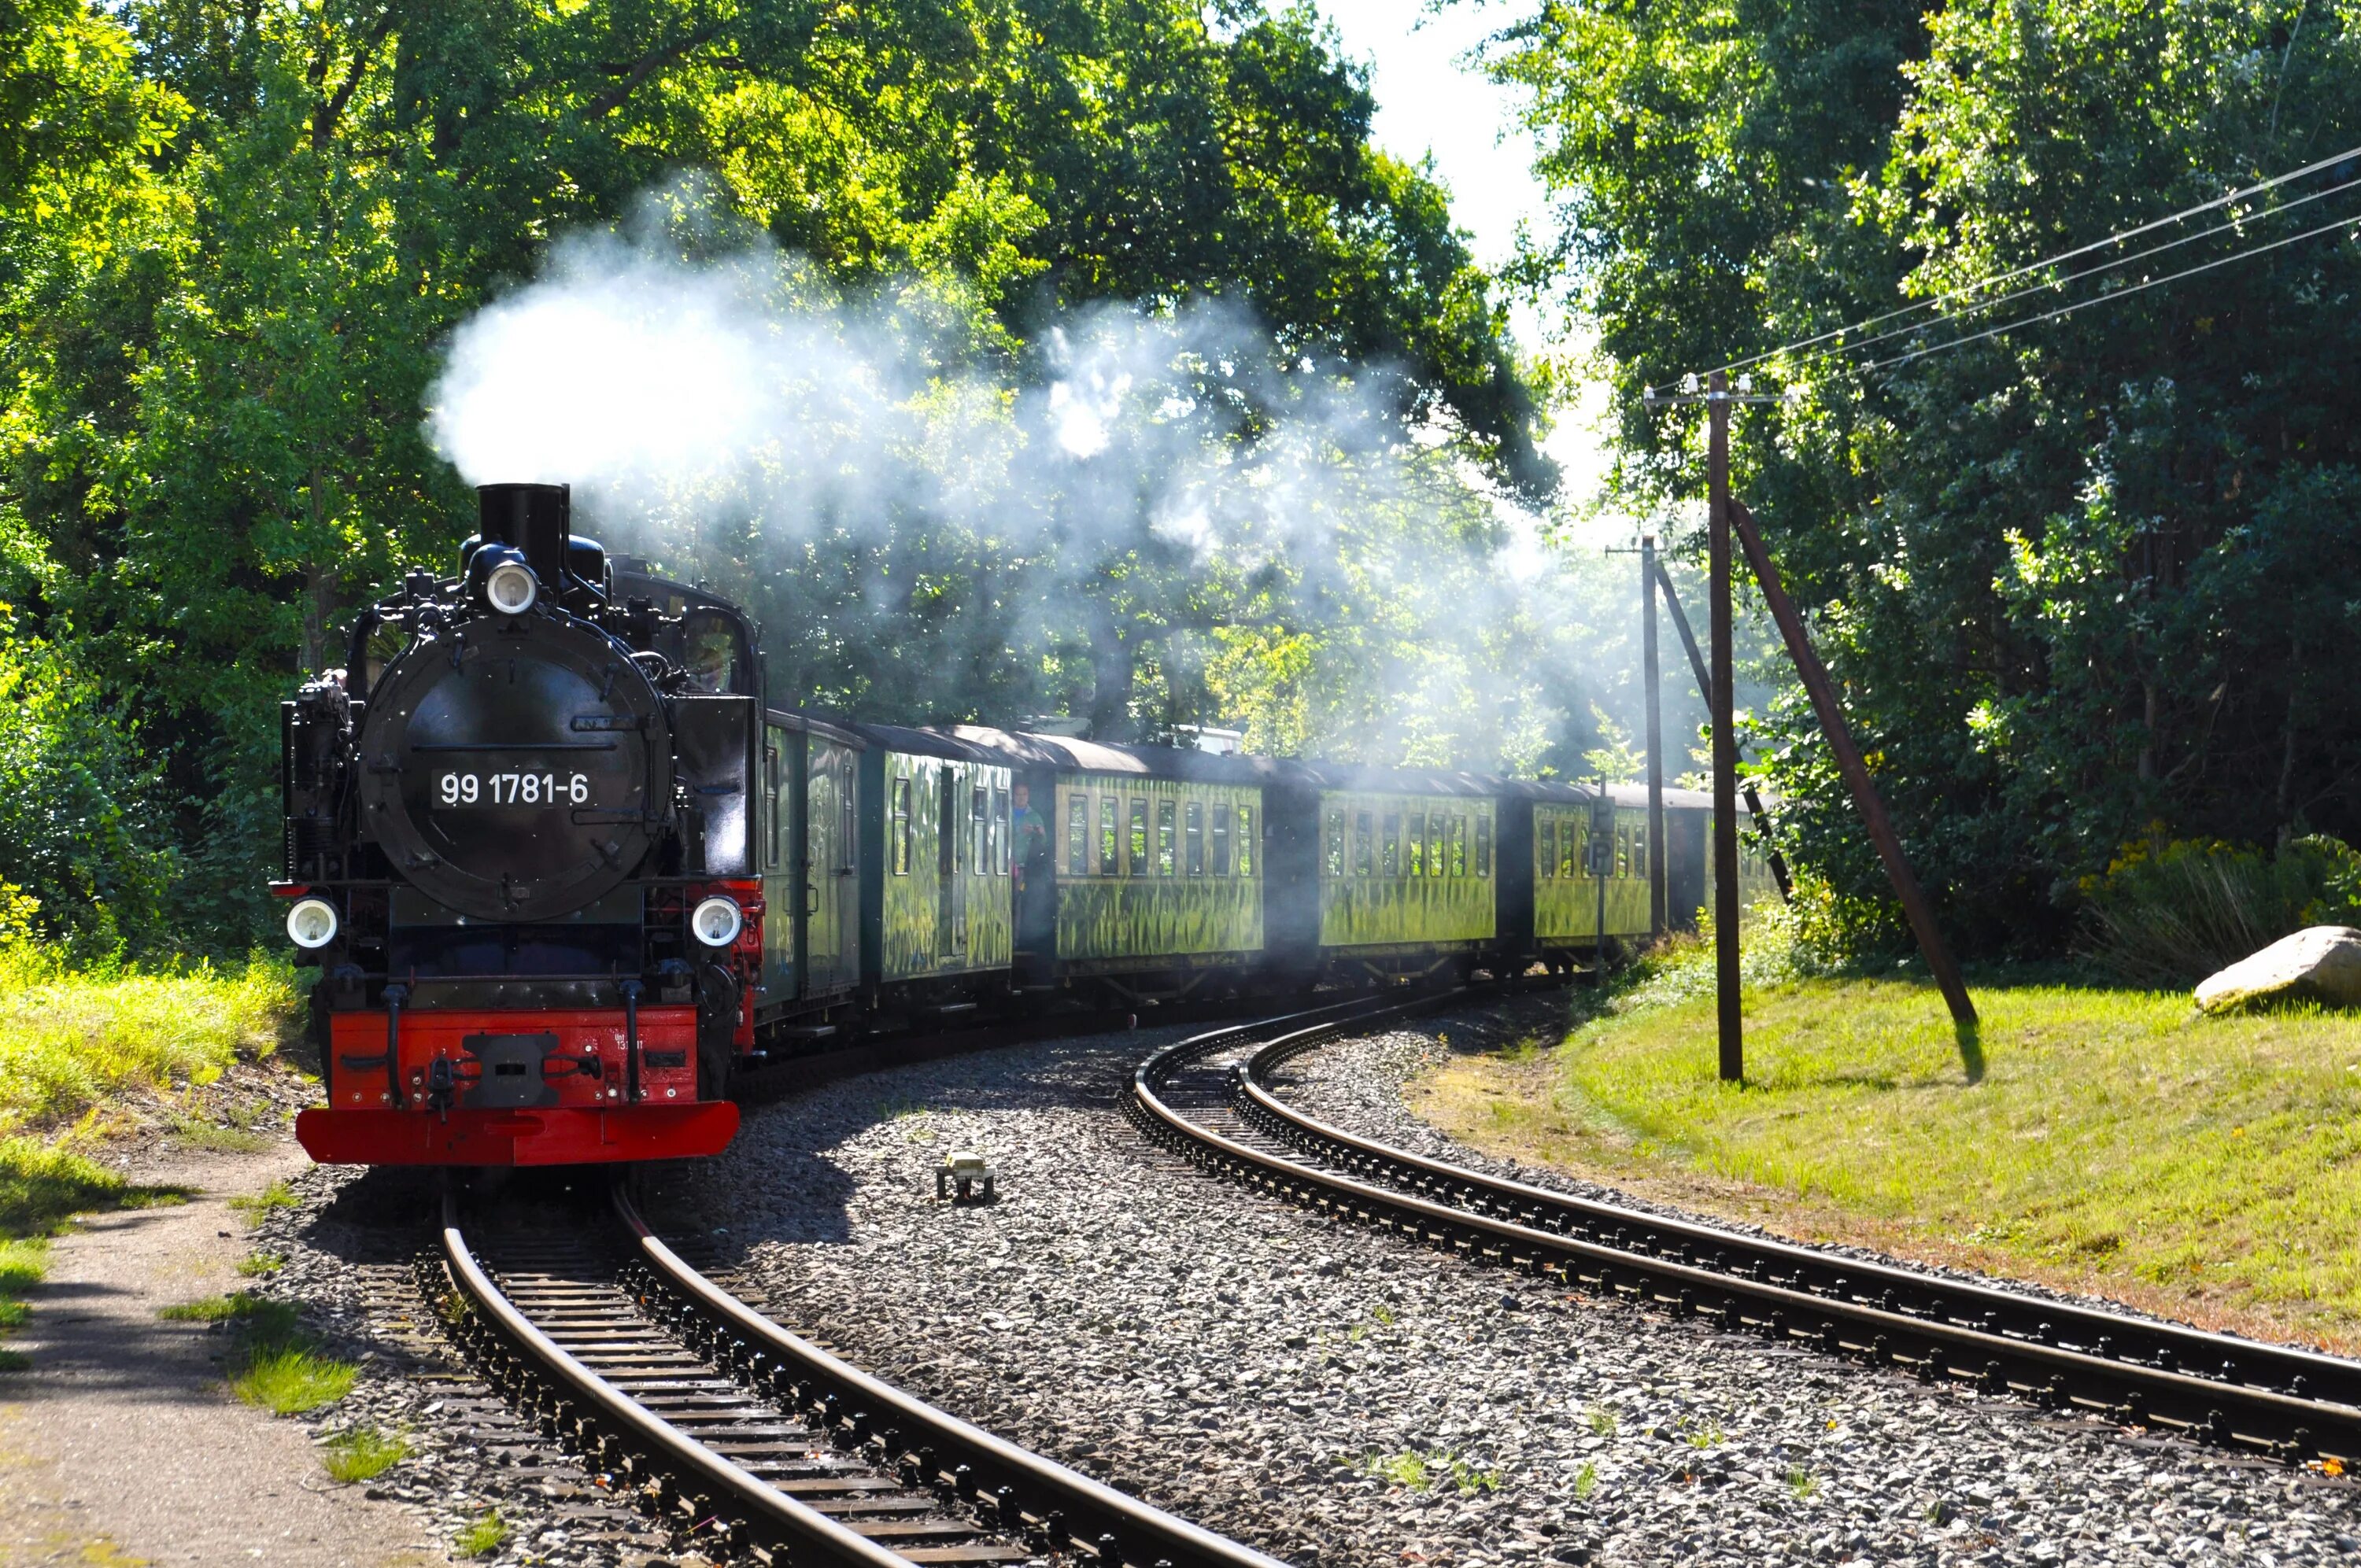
673,695 -> 756,876
460,1032 -> 563,1109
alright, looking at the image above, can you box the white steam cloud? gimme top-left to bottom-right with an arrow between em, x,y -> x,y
425,194 -> 1605,769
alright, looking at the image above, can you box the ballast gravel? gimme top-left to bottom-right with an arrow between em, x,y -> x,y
660,1013 -> 2360,1568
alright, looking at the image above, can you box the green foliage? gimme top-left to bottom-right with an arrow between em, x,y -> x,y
233,1344 -> 357,1415
453,1511 -> 509,1559
1422,975 -> 2361,1346
320,1425 -> 408,1485
226,1177 -> 298,1224
2077,835 -> 2361,985
0,0 -> 1547,953
0,1137 -> 129,1235
163,1290 -> 355,1414
1490,0 -> 2361,954
0,944 -> 294,1134
0,615 -> 178,957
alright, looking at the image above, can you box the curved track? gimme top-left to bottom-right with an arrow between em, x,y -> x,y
1127,995 -> 2361,1469
437,1188 -> 1291,1566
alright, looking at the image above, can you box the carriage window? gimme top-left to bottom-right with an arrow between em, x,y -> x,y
1212,806 -> 1232,876
1430,814 -> 1450,876
1354,811 -> 1373,876
1565,825 -> 1584,880
1616,826 -> 1630,878
1451,816 -> 1468,877
1632,828 -> 1648,880
1380,814 -> 1401,877
841,769 -> 855,871
1067,794 -> 1089,875
1237,806 -> 1254,876
995,784 -> 1010,874
1185,801 -> 1205,875
1100,795 -> 1119,872
1324,810 -> 1344,877
970,784 -> 988,875
1539,820 -> 1557,880
891,775 -> 912,875
1156,800 -> 1177,876
1475,816 -> 1491,877
1129,799 -> 1148,874
1407,815 -> 1425,878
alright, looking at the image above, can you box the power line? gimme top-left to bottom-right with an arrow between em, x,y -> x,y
1783,172 -> 2361,369
1857,205 -> 2361,372
1706,139 -> 2361,378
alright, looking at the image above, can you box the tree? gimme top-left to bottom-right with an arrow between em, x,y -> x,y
1489,0 -> 2361,954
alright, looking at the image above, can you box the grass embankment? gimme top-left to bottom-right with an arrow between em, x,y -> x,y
1414,935 -> 2361,1352
0,943 -> 300,1367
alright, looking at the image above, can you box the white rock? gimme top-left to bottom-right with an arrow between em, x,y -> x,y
2193,925 -> 2361,1013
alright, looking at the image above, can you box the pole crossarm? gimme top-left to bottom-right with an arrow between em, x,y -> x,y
1727,500 -> 1977,1028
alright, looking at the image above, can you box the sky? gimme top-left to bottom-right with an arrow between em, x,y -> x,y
1314,1 -> 1624,531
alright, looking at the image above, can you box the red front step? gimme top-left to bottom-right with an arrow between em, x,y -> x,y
295,1101 -> 740,1167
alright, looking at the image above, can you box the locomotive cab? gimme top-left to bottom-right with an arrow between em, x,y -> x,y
279,483 -> 759,1166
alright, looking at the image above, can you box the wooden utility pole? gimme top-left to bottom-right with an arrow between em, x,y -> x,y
1730,501 -> 1977,1027
1641,534 -> 1667,935
1652,559 -> 1794,905
1706,372 -> 1742,1082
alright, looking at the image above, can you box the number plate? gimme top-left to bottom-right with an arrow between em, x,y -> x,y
435,770 -> 593,807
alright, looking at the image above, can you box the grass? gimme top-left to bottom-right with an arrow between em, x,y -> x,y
1413,929 -> 2361,1351
159,1291 -> 357,1415
232,1347 -> 357,1413
1786,1466 -> 1820,1501
0,945 -> 295,1136
1360,1448 -> 1501,1496
453,1510 -> 508,1558
227,1179 -> 299,1225
321,1425 -> 409,1483
0,1136 -> 191,1236
237,1250 -> 285,1277
1573,1461 -> 1598,1499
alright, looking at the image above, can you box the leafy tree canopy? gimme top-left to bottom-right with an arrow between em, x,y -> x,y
0,0 -> 1550,950
1489,0 -> 2361,955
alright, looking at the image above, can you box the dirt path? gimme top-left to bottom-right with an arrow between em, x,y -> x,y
0,1141 -> 449,1567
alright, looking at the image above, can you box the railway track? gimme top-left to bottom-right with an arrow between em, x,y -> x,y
1126,993 -> 2361,1470
434,1186 -> 1291,1566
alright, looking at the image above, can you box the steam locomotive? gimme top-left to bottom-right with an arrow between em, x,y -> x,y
279,482 -> 1776,1168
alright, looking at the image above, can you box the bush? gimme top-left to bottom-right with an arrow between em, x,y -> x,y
0,944 -> 296,1134
2075,835 -> 2361,984
0,619 -> 179,960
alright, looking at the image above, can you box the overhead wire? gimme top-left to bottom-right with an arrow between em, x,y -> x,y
1853,203 -> 2361,372
1704,138 -> 2361,379
1770,171 -> 2361,369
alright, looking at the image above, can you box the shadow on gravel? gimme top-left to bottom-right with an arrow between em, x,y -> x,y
648,1028 -> 1199,1260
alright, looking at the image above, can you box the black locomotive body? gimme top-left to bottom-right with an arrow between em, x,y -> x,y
283,482 -> 762,1165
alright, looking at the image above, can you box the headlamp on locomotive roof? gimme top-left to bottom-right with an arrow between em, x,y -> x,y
285,896 -> 339,950
690,896 -> 743,948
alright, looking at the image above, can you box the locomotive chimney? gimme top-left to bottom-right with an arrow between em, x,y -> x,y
475,482 -> 571,588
